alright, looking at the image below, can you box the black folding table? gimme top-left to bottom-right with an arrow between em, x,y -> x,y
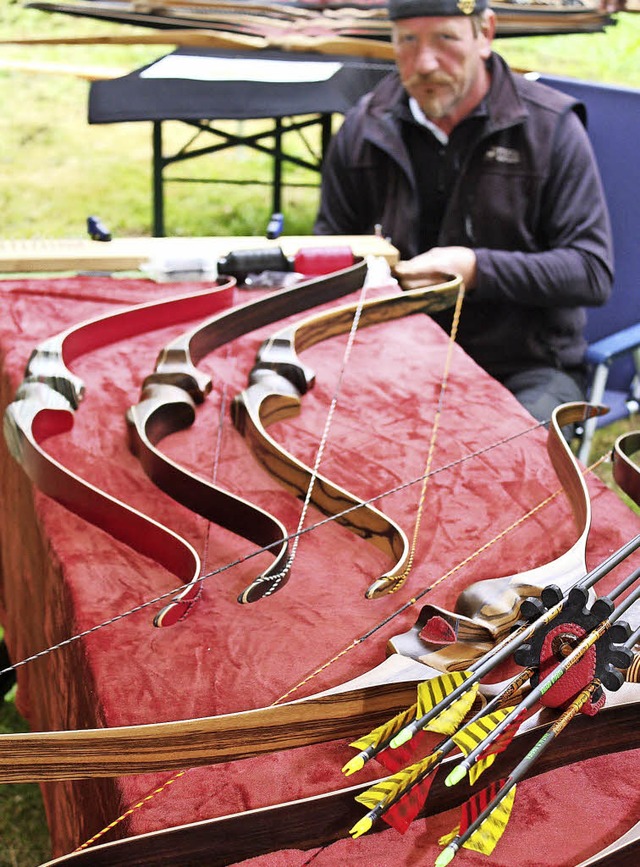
89,47 -> 393,236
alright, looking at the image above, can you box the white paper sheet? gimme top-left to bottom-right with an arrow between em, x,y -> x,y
140,55 -> 342,83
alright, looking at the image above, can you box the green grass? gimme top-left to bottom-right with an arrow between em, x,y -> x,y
0,3 -> 639,864
498,11 -> 640,84
0,621 -> 50,866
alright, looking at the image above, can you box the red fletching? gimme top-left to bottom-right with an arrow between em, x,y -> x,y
376,730 -> 435,773
460,779 -> 507,834
475,718 -> 521,764
419,615 -> 457,646
382,773 -> 438,834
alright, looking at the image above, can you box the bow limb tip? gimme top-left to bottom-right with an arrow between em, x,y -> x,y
153,592 -> 201,628
582,402 -> 610,422
365,572 -> 409,599
236,564 -> 292,604
364,530 -> 412,599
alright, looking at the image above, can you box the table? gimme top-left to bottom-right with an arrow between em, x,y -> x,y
88,48 -> 394,236
1,270 -> 639,866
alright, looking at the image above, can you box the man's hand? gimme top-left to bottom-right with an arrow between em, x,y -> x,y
393,246 -> 477,291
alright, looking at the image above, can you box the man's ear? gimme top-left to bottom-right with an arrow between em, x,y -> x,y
478,9 -> 496,59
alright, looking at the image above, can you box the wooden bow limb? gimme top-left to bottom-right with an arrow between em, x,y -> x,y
3,280 -> 234,625
127,259 -> 368,613
20,278 -> 235,411
0,654 -> 455,783
3,382 -> 203,620
389,402 -> 607,672
231,275 -> 463,599
126,382 -> 293,611
35,682 -> 640,867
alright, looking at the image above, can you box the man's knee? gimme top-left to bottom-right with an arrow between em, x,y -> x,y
503,367 -> 585,424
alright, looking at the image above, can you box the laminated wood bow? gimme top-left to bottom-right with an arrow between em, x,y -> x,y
231,273 -> 463,598
3,279 -> 234,626
126,257 -> 370,617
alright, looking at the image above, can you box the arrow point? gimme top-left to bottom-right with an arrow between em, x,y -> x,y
445,764 -> 467,787
435,846 -> 456,867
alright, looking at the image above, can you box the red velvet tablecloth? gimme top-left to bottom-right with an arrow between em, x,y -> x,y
0,274 -> 639,867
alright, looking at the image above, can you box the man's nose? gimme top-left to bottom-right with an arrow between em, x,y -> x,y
414,44 -> 440,75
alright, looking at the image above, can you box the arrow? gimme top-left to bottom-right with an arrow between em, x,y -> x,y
347,666 -> 532,837
436,678 -> 602,865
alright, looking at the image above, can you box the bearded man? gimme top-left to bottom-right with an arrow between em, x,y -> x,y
314,0 -> 613,424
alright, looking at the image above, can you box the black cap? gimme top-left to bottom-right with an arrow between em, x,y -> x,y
388,0 -> 488,19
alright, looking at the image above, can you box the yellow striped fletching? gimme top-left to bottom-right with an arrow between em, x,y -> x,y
420,680 -> 478,737
351,751 -> 443,837
343,671 -> 474,777
451,707 -> 515,785
417,671 -> 475,720
390,671 -> 475,749
439,779 -> 517,857
343,703 -> 418,775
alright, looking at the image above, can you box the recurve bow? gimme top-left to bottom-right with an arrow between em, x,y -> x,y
232,273 -> 463,598
3,279 -> 235,626
126,257 -> 373,617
